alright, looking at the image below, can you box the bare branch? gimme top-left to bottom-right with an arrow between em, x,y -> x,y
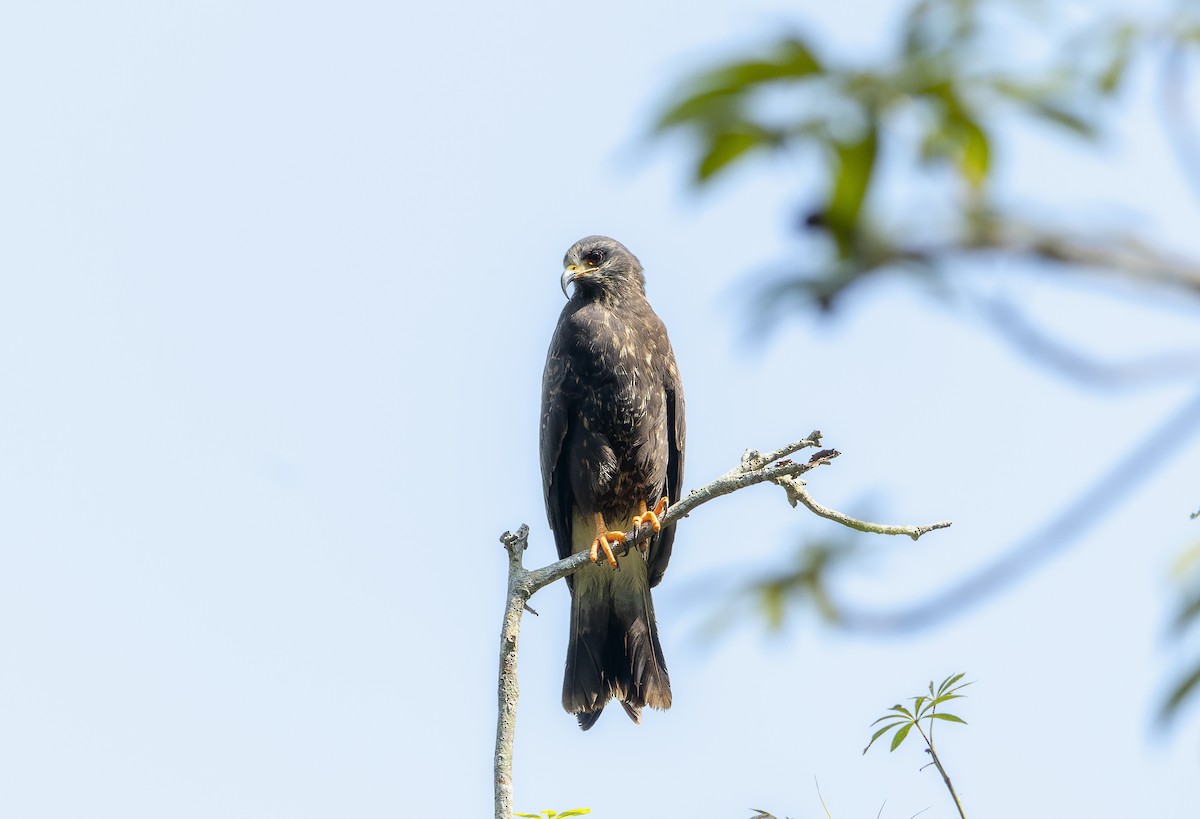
653,433 -> 832,530
494,525 -> 529,819
776,475 -> 952,540
1008,227 -> 1200,297
749,430 -> 827,468
862,213 -> 1200,304
523,551 -> 594,596
974,296 -> 1200,388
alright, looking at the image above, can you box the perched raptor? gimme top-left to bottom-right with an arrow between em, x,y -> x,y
539,235 -> 685,730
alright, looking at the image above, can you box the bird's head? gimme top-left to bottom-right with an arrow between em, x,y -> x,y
560,236 -> 646,302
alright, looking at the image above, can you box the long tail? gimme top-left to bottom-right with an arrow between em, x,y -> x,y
562,554 -> 671,730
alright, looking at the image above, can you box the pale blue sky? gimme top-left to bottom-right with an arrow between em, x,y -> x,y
3,1 -> 1200,817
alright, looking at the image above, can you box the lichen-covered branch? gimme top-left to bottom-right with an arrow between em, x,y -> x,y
775,474 -> 952,540
655,430 -> 949,543
493,432 -> 951,819
494,525 -> 529,819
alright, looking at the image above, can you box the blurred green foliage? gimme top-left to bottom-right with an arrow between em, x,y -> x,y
656,0 -> 1200,310
1162,543 -> 1200,724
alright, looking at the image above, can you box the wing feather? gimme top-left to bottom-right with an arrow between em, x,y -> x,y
540,334 -> 578,587
648,356 -> 685,588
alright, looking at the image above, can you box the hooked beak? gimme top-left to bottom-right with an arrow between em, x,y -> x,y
560,265 -> 580,299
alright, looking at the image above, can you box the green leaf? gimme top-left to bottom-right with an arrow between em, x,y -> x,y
912,695 -> 927,716
557,810 -> 593,817
1098,22 -> 1138,95
1026,100 -> 1097,139
865,720 -> 906,751
657,88 -> 739,130
916,79 -> 962,114
1161,662 -> 1200,721
757,578 -> 785,629
864,723 -> 905,755
938,673 -> 966,695
655,36 -> 821,142
1171,595 -> 1200,633
987,78 -> 1039,105
888,703 -> 914,718
940,677 -> 969,696
987,79 -> 1099,138
889,721 -> 914,751
699,38 -> 822,92
825,124 -> 877,256
928,712 -> 967,724
958,117 -> 989,189
901,0 -> 937,57
913,80 -> 990,188
936,667 -> 964,686
697,129 -> 767,182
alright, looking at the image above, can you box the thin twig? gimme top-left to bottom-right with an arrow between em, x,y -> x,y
776,475 -> 952,540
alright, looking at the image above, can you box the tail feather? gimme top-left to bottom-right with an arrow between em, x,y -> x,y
577,708 -> 605,730
562,550 -> 671,730
613,583 -> 671,711
563,567 -> 612,722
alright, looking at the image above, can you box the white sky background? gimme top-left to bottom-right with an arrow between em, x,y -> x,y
3,1 -> 1200,816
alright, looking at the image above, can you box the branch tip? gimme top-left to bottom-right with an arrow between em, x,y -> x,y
499,524 -> 530,551
776,475 -> 950,539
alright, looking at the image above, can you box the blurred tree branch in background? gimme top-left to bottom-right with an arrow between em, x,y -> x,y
654,0 -> 1200,735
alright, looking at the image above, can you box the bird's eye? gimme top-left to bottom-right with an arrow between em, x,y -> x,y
582,249 -> 606,266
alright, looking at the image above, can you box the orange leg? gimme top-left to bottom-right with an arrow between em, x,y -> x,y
589,512 -> 628,569
632,496 -> 669,542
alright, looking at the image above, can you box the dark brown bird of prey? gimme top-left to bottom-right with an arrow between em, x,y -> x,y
540,235 -> 685,730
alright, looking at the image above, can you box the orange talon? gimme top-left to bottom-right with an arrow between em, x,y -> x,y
589,513 -> 627,569
632,496 -> 670,537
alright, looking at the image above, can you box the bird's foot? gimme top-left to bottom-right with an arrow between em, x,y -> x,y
631,496 -> 669,550
589,513 -> 627,569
